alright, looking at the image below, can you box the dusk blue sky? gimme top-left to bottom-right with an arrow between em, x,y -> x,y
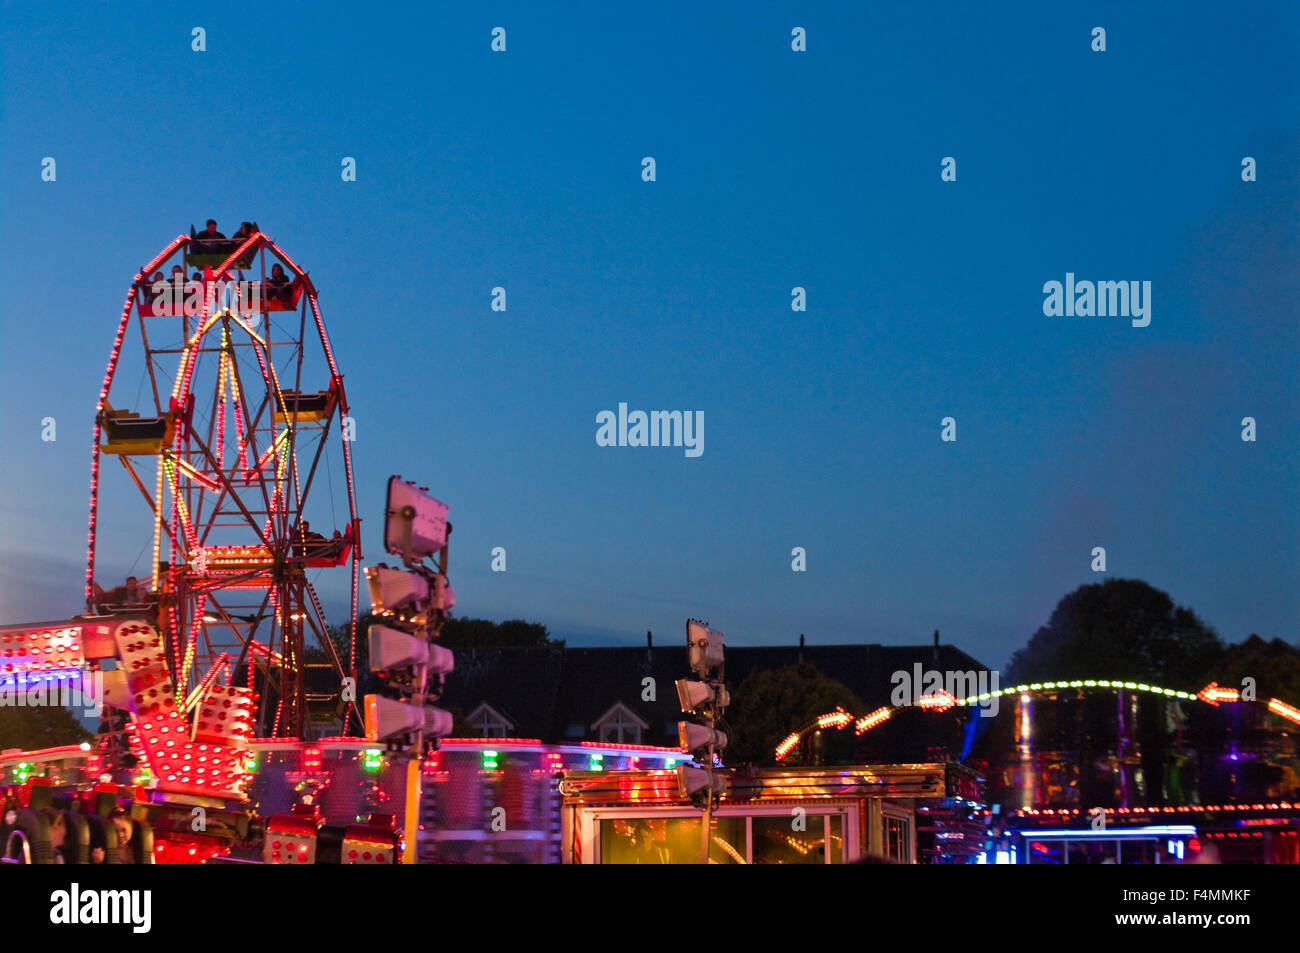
1,2 -> 1297,672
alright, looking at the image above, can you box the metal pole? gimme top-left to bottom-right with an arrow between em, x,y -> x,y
700,700 -> 716,865
701,742 -> 712,865
403,627 -> 428,865
403,744 -> 422,864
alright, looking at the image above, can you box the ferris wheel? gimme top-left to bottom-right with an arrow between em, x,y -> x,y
85,225 -> 361,739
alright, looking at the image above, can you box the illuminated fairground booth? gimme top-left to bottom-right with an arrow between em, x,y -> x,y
2,728 -> 980,864
1,734 -> 686,864
774,678 -> 1300,864
558,762 -> 983,864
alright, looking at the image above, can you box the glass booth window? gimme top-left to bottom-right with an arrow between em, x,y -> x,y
752,814 -> 842,864
601,816 -> 746,864
600,813 -> 846,864
882,814 -> 911,863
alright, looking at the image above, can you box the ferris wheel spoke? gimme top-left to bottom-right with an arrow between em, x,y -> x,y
226,588 -> 274,678
292,578 -> 350,732
194,389 -> 271,549
183,427 -> 273,552
228,349 -> 277,526
192,320 -> 229,532
134,297 -> 163,414
285,309 -> 308,518
187,567 -> 265,596
251,339 -> 299,545
201,593 -> 257,656
293,417 -> 334,519
117,456 -> 178,550
303,578 -> 356,712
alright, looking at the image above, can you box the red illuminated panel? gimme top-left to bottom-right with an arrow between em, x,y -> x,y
152,838 -> 230,865
301,745 -> 323,773
115,621 -> 177,717
0,624 -> 85,675
114,620 -> 252,800
193,685 -> 255,747
264,814 -> 319,865
342,822 -> 399,864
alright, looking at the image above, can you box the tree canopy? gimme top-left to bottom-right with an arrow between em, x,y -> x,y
0,704 -> 93,751
437,617 -> 561,651
723,663 -> 864,766
320,615 -> 561,671
309,615 -> 560,710
1006,578 -> 1224,687
1199,633 -> 1300,705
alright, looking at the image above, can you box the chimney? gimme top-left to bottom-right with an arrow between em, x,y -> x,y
798,633 -> 805,664
933,629 -> 940,663
646,630 -> 653,649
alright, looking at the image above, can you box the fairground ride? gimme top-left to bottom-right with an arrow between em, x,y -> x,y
86,225 -> 361,739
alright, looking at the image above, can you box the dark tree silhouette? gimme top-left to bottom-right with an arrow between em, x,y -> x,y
307,615 -> 559,722
437,617 -> 561,650
1198,633 -> 1300,704
1006,578 -> 1224,687
724,663 -> 864,766
0,704 -> 93,750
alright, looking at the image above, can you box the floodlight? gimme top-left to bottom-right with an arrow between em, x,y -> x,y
364,694 -> 454,742
427,643 -> 455,676
676,678 -> 728,711
384,476 -> 449,565
676,764 -> 727,799
686,619 -> 724,677
365,565 -> 429,614
367,624 -> 429,672
678,722 -> 727,756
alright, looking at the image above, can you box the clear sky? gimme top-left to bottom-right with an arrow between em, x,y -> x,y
1,2 -> 1297,671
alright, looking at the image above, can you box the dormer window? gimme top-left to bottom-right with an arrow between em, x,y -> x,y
591,701 -> 649,745
466,702 -> 514,738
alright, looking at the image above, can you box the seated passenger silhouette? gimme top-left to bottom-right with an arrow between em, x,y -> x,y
194,219 -> 226,255
265,263 -> 293,305
40,809 -> 68,864
111,809 -> 135,864
142,271 -> 167,305
294,521 -> 331,557
93,575 -> 154,611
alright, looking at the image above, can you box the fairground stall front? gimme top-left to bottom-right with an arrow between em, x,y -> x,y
775,679 -> 1300,864
558,762 -> 983,864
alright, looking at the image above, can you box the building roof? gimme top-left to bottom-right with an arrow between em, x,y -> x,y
441,639 -> 991,745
